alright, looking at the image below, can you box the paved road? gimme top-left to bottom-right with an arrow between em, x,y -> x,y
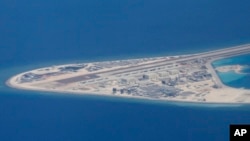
57,44 -> 250,84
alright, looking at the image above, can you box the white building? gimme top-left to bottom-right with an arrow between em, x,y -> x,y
157,71 -> 169,77
143,73 -> 158,81
168,69 -> 179,75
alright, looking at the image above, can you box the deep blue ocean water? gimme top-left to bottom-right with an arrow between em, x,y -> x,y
1,0 -> 250,141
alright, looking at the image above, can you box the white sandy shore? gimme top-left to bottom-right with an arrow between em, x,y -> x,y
6,76 -> 250,105
6,44 -> 250,104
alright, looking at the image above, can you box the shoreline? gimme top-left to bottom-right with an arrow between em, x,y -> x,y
6,43 -> 250,105
5,78 -> 249,106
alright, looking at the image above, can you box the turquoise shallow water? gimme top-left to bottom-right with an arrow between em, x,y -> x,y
216,71 -> 246,84
1,0 -> 250,141
212,54 -> 250,89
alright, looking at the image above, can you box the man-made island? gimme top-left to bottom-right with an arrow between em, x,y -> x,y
7,44 -> 250,104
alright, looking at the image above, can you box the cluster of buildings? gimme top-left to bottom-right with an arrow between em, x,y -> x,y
20,73 -> 44,83
19,57 -> 214,99
86,65 -> 104,72
58,64 -> 87,72
108,58 -> 213,98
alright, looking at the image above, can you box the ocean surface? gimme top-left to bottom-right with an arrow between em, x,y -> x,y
1,0 -> 250,141
213,54 -> 250,89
